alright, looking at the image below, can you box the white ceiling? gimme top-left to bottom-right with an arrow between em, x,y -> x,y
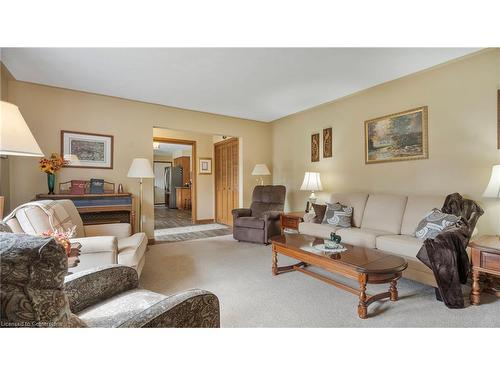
1,48 -> 480,122
153,142 -> 191,156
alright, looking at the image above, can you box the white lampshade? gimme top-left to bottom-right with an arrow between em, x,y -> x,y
127,158 -> 155,179
300,172 -> 323,191
483,165 -> 500,198
251,164 -> 271,176
0,101 -> 44,157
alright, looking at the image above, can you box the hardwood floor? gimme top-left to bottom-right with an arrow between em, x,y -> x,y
154,205 -> 232,242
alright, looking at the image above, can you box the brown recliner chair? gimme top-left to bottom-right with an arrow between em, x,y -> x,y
232,185 -> 286,244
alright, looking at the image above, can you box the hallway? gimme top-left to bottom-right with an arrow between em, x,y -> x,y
154,206 -> 232,242
155,205 -> 192,229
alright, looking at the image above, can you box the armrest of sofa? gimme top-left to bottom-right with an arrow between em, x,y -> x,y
64,265 -> 139,313
84,223 -> 132,239
232,208 -> 252,220
263,211 -> 282,221
119,289 -> 220,328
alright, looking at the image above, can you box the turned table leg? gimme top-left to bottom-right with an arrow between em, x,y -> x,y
272,250 -> 278,276
358,273 -> 368,319
471,269 -> 481,305
389,279 -> 399,301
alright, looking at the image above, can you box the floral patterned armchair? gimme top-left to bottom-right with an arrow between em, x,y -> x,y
0,231 -> 220,328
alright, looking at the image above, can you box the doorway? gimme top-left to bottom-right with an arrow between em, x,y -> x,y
214,137 -> 239,226
153,138 -> 196,232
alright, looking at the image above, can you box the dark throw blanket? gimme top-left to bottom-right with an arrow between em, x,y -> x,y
416,193 -> 484,308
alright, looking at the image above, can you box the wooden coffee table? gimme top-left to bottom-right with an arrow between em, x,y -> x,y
271,234 -> 408,319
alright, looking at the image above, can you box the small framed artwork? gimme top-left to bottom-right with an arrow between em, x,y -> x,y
323,127 -> 332,158
311,133 -> 320,162
199,157 -> 212,174
364,106 -> 428,164
61,130 -> 114,169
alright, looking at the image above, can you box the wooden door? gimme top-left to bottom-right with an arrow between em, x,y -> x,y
215,138 -> 239,226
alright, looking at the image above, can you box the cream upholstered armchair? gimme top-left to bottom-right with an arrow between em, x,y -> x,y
4,199 -> 148,276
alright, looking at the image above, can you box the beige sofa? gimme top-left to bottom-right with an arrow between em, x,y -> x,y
5,199 -> 148,276
299,193 -> 447,287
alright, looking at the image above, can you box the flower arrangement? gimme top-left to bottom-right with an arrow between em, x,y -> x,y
41,226 -> 76,256
39,153 -> 68,175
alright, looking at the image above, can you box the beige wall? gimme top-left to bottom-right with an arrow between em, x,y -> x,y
0,63 -> 12,214
154,128 -> 216,220
272,49 -> 500,235
6,81 -> 272,238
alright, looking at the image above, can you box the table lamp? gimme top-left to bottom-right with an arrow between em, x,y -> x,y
483,164 -> 500,237
251,164 -> 271,185
1,101 -> 44,217
300,172 -> 323,212
483,165 -> 500,199
127,158 -> 155,232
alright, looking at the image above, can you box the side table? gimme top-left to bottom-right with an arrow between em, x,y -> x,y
470,235 -> 500,305
280,212 -> 305,234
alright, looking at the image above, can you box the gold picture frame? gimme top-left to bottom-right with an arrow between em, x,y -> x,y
311,133 -> 320,162
323,127 -> 332,158
61,130 -> 114,169
199,157 -> 212,174
364,106 -> 428,164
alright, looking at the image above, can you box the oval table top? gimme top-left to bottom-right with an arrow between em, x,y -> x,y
271,233 -> 408,274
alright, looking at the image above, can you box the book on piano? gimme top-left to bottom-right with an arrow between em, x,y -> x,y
89,178 -> 105,194
70,180 -> 86,195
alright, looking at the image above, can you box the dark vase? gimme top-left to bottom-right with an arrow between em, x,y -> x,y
47,173 -> 56,195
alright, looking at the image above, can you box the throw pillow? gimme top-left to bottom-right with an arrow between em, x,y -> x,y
321,202 -> 353,228
311,203 -> 327,224
415,208 -> 461,240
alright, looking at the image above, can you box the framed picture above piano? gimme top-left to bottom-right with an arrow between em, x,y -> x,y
61,130 -> 114,169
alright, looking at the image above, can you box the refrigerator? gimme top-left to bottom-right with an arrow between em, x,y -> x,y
165,166 -> 183,208
154,162 -> 170,205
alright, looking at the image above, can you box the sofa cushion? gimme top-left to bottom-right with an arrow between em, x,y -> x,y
298,222 -> 340,239
415,209 -> 461,240
336,227 -> 392,248
234,216 -> 265,229
360,194 -> 407,234
78,289 -> 166,328
401,195 -> 445,236
70,251 -> 118,274
322,202 -> 352,227
376,235 -> 424,259
329,193 -> 368,228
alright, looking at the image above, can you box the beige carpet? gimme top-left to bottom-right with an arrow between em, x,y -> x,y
140,235 -> 500,327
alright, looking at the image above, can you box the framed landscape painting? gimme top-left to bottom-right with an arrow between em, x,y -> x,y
61,130 -> 114,169
364,106 -> 428,164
